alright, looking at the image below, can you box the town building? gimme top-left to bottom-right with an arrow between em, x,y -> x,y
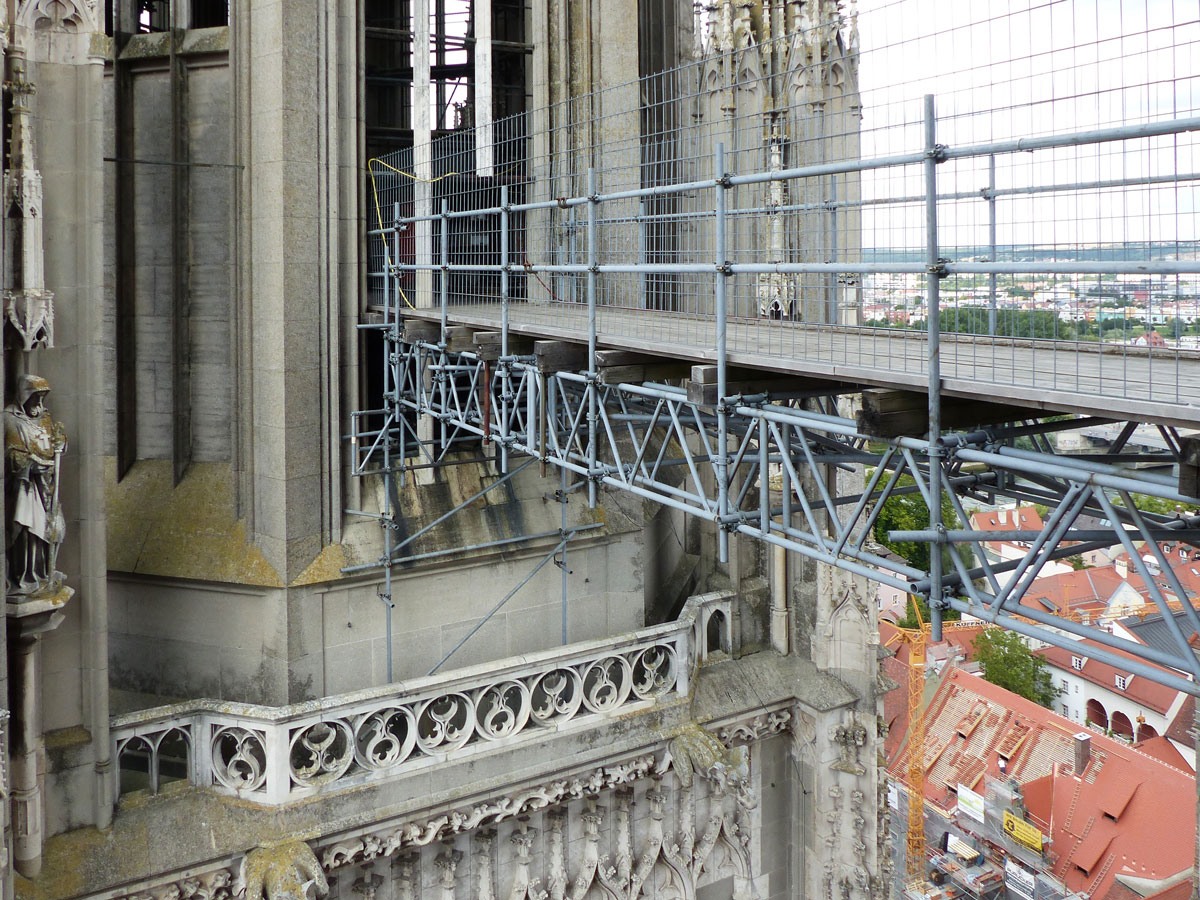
887,669 -> 1197,900
1037,638 -> 1193,760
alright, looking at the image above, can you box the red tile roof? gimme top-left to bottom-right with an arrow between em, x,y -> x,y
1023,762 -> 1193,899
1142,881 -> 1195,900
879,622 -> 994,760
1103,876 -> 1195,900
882,653 -> 911,762
969,506 -> 1046,532
1137,329 -> 1170,348
1166,699 -> 1196,750
1110,541 -> 1200,606
887,669 -> 1196,900
1018,566 -> 1126,619
1133,735 -> 1192,770
1100,879 -> 1142,900
1037,639 -> 1183,714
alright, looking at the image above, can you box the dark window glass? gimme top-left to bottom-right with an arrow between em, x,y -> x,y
191,0 -> 228,28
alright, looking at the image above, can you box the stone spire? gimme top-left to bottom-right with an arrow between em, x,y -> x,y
3,44 -> 55,351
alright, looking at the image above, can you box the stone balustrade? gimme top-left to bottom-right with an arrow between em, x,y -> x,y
110,593 -> 732,805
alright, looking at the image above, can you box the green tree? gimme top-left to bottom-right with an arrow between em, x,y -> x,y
973,630 -> 1061,708
1112,492 -> 1196,517
897,594 -> 960,629
912,309 -> 1075,341
872,475 -> 973,577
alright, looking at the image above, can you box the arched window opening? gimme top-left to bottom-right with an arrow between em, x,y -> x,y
1085,699 -> 1108,730
1110,711 -> 1134,741
117,736 -> 153,797
706,609 -> 729,657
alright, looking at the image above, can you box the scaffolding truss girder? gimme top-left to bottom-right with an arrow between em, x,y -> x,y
361,334 -> 1200,695
356,93 -> 1200,696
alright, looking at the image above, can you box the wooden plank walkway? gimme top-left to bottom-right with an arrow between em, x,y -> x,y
400,301 -> 1200,429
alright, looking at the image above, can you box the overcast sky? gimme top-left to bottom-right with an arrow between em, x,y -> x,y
852,0 -> 1199,250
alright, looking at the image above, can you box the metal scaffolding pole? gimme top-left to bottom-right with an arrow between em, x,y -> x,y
560,465 -> 569,644
341,457 -> 538,574
440,199 -> 449,340
924,95 -> 945,642
586,167 -> 599,509
427,532 -> 582,675
987,154 -> 998,336
715,142 -> 730,564
357,41 -> 1200,699
500,184 -> 511,472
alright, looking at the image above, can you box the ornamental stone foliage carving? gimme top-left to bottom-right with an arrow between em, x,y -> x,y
5,374 -> 67,597
125,869 -> 235,900
4,289 -> 54,352
104,703 -> 793,900
717,708 -> 792,745
14,0 -> 98,34
829,719 -> 868,776
211,725 -> 268,792
0,709 -> 10,798
323,746 -> 761,900
320,756 -> 662,870
239,841 -> 329,900
813,705 -> 888,900
281,637 -> 679,794
1,158 -> 41,217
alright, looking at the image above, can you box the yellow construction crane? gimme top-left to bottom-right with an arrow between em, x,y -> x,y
884,597 -> 931,886
886,606 -> 1002,898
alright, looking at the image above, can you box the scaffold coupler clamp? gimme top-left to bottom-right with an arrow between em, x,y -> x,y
930,580 -> 952,615
554,538 -> 573,574
718,514 -> 741,534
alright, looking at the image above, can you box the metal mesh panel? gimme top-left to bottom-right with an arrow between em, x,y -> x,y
367,0 -> 1200,412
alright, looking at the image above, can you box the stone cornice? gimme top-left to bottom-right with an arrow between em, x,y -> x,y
76,699 -> 797,900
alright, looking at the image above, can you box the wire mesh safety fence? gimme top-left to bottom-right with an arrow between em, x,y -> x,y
367,1 -> 1200,416
351,1 -> 1200,703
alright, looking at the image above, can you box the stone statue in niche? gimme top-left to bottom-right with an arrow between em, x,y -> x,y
5,374 -> 66,596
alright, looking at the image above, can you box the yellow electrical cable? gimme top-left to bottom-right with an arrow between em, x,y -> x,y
366,156 -> 525,310
367,157 -> 461,310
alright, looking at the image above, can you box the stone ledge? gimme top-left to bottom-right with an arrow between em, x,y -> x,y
26,650 -> 848,900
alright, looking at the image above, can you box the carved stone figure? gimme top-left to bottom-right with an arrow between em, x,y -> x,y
5,374 -> 66,596
829,720 -> 868,775
239,840 -> 328,900
667,723 -> 752,803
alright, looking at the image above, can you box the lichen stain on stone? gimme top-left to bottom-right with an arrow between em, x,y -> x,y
290,542 -> 350,587
180,26 -> 229,55
91,32 -> 112,58
104,457 -> 283,586
14,824 -> 112,900
43,725 -> 90,751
